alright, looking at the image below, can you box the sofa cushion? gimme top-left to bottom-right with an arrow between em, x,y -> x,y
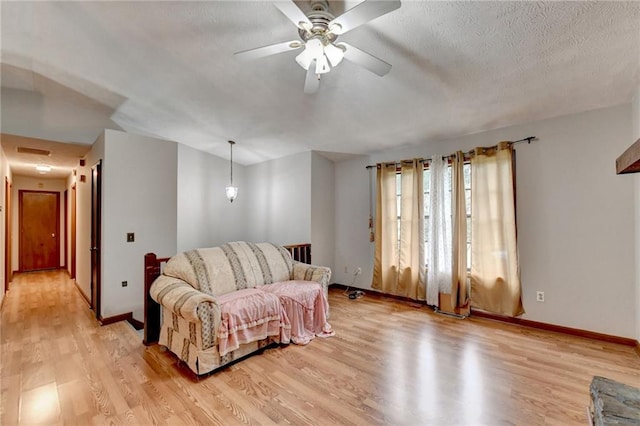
261,281 -> 334,345
163,242 -> 294,296
217,288 -> 291,356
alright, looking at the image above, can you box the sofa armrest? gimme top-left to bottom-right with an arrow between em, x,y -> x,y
292,261 -> 331,288
292,262 -> 332,319
150,275 -> 220,323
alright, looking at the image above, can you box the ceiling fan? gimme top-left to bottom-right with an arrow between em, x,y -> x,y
235,0 -> 401,94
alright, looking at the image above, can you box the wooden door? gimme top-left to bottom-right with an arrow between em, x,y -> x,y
19,190 -> 60,271
4,178 -> 11,292
90,162 -> 102,318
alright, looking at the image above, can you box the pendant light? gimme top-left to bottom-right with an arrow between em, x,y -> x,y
225,140 -> 238,203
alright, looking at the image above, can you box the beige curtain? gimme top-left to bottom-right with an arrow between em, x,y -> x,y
470,142 -> 524,316
373,163 -> 398,293
450,151 -> 468,309
372,160 -> 425,300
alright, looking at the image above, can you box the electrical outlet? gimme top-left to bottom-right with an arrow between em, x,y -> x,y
536,291 -> 544,302
126,233 -> 135,242
122,281 -> 128,287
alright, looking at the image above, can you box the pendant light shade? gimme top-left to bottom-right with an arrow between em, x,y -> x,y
226,140 -> 238,203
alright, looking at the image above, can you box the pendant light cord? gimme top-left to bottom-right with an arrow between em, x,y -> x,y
229,140 -> 235,186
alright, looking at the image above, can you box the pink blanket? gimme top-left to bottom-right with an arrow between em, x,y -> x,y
217,288 -> 291,356
262,281 -> 334,345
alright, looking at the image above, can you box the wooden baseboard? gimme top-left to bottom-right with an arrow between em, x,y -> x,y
330,283 -> 426,307
127,316 -> 144,330
98,312 -> 143,331
330,284 -> 640,356
471,309 -> 637,348
99,312 -> 133,326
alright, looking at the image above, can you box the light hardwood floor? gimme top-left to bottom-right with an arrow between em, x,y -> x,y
1,270 -> 638,425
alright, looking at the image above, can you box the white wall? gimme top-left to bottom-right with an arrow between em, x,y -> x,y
334,104 -> 636,338
632,87 -> 640,342
245,151 -> 311,245
11,175 -> 67,272
76,129 -> 177,320
310,152 -> 335,272
100,129 -> 177,320
176,144 -> 247,252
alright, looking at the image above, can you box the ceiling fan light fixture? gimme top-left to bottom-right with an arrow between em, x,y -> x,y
328,22 -> 343,35
295,38 -> 324,71
295,49 -> 313,70
315,53 -> 330,74
306,38 -> 323,57
324,43 -> 344,66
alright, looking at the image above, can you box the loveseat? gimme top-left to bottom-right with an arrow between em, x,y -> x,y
147,241 -> 332,375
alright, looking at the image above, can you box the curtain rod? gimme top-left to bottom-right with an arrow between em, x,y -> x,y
365,136 -> 537,169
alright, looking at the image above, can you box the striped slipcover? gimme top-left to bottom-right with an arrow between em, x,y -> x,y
149,241 -> 331,375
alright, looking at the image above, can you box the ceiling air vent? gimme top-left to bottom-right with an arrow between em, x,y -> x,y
17,147 -> 51,156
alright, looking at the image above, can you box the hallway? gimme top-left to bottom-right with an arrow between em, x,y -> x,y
0,270 -> 141,424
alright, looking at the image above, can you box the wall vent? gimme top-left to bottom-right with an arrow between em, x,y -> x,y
17,147 -> 51,156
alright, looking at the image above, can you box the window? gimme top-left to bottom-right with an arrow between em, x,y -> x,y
395,161 -> 472,269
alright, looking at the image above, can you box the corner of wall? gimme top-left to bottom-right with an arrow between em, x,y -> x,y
633,86 -> 640,343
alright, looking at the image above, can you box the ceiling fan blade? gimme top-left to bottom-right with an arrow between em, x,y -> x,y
274,1 -> 312,30
328,0 -> 400,35
235,40 -> 302,61
339,42 -> 392,77
304,59 -> 320,94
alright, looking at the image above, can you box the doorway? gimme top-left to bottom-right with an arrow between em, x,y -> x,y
19,190 -> 60,271
90,161 -> 102,319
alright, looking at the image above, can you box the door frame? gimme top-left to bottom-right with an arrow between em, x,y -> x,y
64,189 -> 68,270
18,190 -> 60,272
90,161 -> 102,319
4,178 -> 11,293
70,183 -> 77,280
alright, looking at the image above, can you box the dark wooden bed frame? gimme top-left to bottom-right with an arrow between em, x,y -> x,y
143,243 -> 312,346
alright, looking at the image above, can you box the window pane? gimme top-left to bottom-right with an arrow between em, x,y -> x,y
466,216 -> 471,242
466,243 -> 471,270
464,163 -> 471,188
423,169 -> 430,190
465,189 -> 471,215
396,173 -> 402,195
424,217 -> 430,242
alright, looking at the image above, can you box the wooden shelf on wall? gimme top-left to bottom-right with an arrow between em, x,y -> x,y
616,138 -> 640,174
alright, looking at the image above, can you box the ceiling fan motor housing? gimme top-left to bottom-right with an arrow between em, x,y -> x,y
298,1 -> 338,44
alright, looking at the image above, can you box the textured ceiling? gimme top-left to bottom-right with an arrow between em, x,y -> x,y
1,1 -> 639,168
